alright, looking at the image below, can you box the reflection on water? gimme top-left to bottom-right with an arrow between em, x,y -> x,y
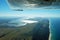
8,19 -> 27,27
22,20 -> 38,23
8,19 -> 38,27
0,17 -> 38,27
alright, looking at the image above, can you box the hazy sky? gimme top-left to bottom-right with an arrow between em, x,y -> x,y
0,0 -> 60,17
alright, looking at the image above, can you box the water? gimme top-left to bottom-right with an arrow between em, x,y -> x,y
50,18 -> 60,40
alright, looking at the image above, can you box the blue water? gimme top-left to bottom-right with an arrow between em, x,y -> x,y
50,18 -> 60,40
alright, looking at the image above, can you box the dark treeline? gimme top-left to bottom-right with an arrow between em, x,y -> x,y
32,19 -> 49,40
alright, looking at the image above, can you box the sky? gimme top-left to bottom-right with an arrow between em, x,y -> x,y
0,0 -> 60,18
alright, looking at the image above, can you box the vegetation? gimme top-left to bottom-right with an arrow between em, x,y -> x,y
0,23 -> 37,40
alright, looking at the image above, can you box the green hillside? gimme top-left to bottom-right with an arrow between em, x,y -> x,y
0,23 -> 37,40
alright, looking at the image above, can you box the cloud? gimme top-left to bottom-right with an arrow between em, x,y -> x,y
7,0 -> 60,9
